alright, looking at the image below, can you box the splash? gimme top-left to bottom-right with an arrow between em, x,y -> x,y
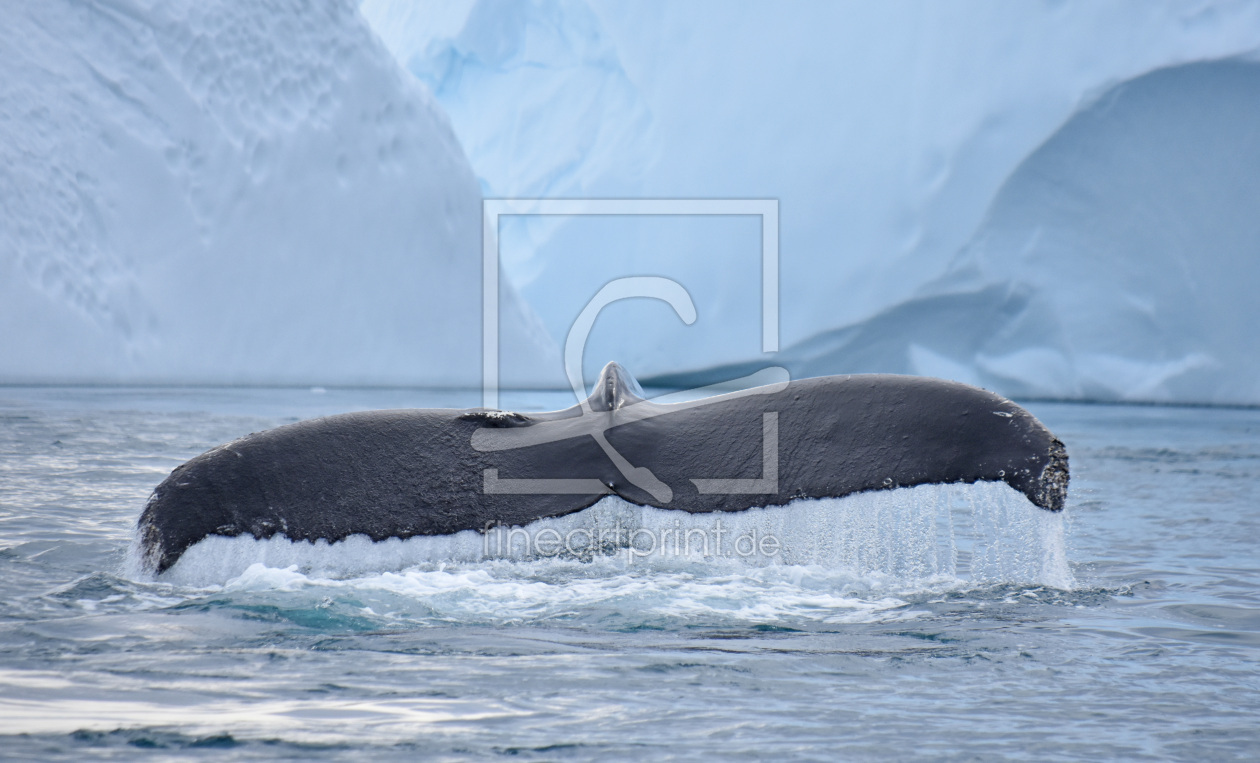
139,482 -> 1072,592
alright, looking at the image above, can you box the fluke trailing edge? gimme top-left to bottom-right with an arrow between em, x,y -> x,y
137,363 -> 1068,574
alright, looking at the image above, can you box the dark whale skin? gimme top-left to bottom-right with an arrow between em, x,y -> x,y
138,364 -> 1067,573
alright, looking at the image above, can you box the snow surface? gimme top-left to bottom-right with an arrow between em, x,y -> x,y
363,0 -> 1260,404
0,0 -> 556,388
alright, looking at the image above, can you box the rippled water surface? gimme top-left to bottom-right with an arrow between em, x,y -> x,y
1,387 -> 1257,761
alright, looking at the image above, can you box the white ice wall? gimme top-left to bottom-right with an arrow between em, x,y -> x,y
5,1 -> 1255,401
363,0 -> 1260,403
0,0 -> 556,388
939,60 -> 1260,405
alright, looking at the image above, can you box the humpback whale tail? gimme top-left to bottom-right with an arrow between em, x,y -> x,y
138,363 -> 1067,575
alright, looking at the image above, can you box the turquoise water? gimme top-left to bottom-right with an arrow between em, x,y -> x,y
1,387 -> 1257,760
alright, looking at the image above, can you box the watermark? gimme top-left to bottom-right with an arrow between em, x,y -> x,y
481,518 -> 782,563
480,199 -> 784,502
482,199 -> 780,409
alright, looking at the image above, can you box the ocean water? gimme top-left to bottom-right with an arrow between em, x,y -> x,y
0,387 -> 1257,761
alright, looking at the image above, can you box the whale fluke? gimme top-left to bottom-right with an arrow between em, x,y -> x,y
138,363 -> 1067,574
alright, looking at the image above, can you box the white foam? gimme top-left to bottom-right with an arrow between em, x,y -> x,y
149,482 -> 1072,591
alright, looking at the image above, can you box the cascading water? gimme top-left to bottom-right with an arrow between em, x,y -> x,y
142,482 -> 1072,596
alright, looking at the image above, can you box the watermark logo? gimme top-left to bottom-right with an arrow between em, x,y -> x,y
481,518 -> 783,563
480,199 -> 785,502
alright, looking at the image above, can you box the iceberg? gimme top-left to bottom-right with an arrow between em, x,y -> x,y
0,0 -> 556,388
652,59 -> 1260,405
4,1 -> 1256,403
364,0 -> 1260,403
